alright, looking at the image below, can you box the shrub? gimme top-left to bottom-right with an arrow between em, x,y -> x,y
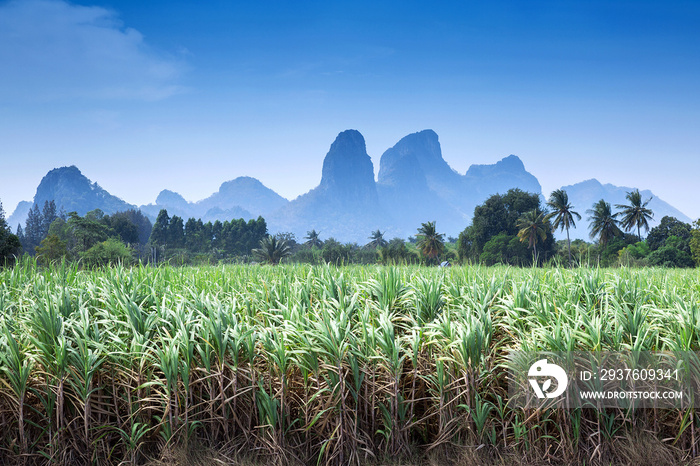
80,238 -> 135,267
647,245 -> 695,268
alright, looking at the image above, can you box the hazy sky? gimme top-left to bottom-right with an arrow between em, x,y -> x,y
1,0 -> 699,220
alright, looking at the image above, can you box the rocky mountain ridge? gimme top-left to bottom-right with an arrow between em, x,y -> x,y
7,130 -> 692,243
560,178 -> 691,241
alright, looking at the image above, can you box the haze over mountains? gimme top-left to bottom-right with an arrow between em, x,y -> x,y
268,130 -> 391,240
139,177 -> 288,224
560,179 -> 690,240
7,129 -> 692,243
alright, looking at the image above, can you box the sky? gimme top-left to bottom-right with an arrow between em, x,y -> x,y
1,0 -> 699,220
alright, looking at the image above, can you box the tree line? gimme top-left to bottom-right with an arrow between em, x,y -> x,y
457,188 -> 699,268
248,221 -> 459,266
10,202 -> 152,266
252,188 -> 700,268
0,200 -> 21,265
0,202 -> 270,266
1,192 -> 699,268
148,209 -> 267,262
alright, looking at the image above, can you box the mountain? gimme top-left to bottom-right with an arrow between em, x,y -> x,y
7,132 -> 692,245
36,166 -> 134,214
7,200 -> 32,232
318,129 -> 379,204
376,130 -> 542,238
139,177 -> 287,222
267,130 -> 394,242
377,131 -> 467,236
558,179 -> 691,241
156,190 -> 190,212
464,154 -> 542,200
268,129 -> 542,242
195,177 -> 288,217
200,206 -> 254,223
139,190 -> 194,221
8,166 -> 135,228
385,130 -> 463,195
34,166 -> 134,215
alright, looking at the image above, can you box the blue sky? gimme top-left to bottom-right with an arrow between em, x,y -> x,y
1,0 -> 699,220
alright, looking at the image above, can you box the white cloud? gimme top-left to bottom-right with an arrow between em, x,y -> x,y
0,0 -> 185,101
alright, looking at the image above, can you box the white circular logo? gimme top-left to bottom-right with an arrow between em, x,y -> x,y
528,359 -> 568,399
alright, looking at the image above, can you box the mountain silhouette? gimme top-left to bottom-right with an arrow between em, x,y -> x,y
267,130 -> 393,242
559,178 -> 691,241
139,177 -> 287,223
7,131 -> 692,243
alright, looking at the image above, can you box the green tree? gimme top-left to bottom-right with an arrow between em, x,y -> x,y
21,203 -> 43,254
378,238 -> 418,265
252,236 -> 291,265
0,200 -> 22,265
690,219 -> 700,267
516,209 -> 549,265
211,220 -> 223,250
646,216 -> 692,252
479,232 -> 530,266
618,241 -> 651,267
245,217 -> 268,254
545,189 -> 581,266
106,210 -> 151,245
304,229 -> 323,248
150,209 -> 170,246
416,221 -> 445,265
458,189 -> 555,264
40,200 -> 58,239
647,245 -> 694,268
168,216 -> 185,248
274,232 -> 299,253
598,236 -> 633,267
47,217 -> 75,254
80,238 -> 135,267
587,199 -> 622,248
458,189 -> 542,261
615,189 -> 654,240
184,217 -> 202,252
366,229 -> 388,249
34,234 -> 69,265
321,238 -> 351,265
66,211 -> 111,253
105,212 -> 139,245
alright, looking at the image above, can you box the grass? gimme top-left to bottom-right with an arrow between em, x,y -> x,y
0,258 -> 699,464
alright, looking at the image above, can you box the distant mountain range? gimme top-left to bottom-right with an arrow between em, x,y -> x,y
7,129 -> 693,243
8,166 -> 136,227
376,130 -> 542,237
559,179 -> 690,241
139,176 -> 288,223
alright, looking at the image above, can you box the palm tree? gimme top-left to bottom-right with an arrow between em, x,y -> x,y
587,199 -> 622,248
545,189 -> 581,266
252,236 -> 292,265
516,209 -> 549,265
366,229 -> 388,249
615,189 -> 654,240
304,229 -> 323,248
416,221 -> 445,264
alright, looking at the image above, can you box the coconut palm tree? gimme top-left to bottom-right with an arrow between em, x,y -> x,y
615,189 -> 654,240
545,189 -> 581,266
253,236 -> 292,265
517,209 -> 549,265
416,221 -> 445,264
304,229 -> 323,248
366,229 -> 388,249
587,199 -> 622,248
